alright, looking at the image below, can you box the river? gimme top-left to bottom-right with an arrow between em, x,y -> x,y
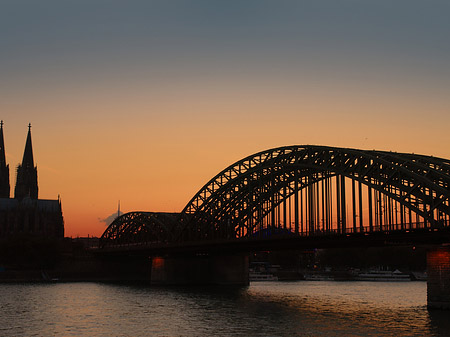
0,281 -> 448,336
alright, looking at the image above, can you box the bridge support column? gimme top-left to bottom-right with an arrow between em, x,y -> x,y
427,247 -> 450,309
150,254 -> 249,285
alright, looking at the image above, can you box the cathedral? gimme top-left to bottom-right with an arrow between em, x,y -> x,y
0,122 -> 64,239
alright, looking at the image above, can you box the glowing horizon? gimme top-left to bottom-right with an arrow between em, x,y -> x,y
2,1 -> 449,237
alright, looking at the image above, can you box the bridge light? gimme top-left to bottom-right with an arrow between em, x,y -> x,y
152,257 -> 165,269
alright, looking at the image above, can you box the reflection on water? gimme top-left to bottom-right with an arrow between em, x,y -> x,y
0,281 -> 448,336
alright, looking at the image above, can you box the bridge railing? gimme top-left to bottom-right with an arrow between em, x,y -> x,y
294,221 -> 432,237
248,221 -> 440,238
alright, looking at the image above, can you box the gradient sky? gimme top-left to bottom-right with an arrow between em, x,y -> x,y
1,1 -> 449,237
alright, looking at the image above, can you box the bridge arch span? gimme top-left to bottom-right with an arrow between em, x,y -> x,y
101,145 -> 450,247
178,145 -> 450,241
101,212 -> 179,246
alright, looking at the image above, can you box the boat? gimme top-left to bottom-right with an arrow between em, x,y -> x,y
411,271 -> 427,281
356,269 -> 411,281
249,272 -> 278,282
303,274 -> 334,281
249,262 -> 279,281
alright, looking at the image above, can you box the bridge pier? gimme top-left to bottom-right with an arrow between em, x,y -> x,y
150,254 -> 249,285
427,247 -> 450,309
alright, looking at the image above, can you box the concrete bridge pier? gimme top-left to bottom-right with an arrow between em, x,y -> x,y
427,246 -> 450,309
150,254 -> 249,285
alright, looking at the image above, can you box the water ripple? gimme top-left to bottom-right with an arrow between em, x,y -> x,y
0,281 -> 447,336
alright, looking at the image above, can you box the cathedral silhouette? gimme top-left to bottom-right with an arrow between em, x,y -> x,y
0,122 -> 64,238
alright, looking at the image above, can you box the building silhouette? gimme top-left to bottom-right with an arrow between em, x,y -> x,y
0,121 -> 10,198
0,123 -> 64,238
14,124 -> 38,199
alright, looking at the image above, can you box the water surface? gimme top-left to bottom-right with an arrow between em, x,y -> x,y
0,281 -> 448,336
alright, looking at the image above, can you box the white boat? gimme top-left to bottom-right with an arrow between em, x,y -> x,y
356,269 -> 411,281
303,274 -> 334,281
249,272 -> 278,282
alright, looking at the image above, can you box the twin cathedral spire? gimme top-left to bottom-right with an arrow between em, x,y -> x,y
0,122 -> 39,199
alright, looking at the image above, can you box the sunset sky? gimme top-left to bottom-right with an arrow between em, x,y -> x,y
1,1 -> 449,237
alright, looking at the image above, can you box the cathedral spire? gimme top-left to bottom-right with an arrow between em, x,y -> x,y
0,121 -> 10,198
0,121 -> 6,167
21,123 -> 35,169
14,123 -> 38,199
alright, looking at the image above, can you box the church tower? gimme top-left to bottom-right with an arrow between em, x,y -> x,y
14,123 -> 38,199
0,121 -> 10,198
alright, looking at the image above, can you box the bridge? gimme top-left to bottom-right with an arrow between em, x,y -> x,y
98,145 -> 450,309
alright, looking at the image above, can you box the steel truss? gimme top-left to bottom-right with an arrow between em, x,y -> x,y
100,212 -> 179,246
101,145 -> 450,247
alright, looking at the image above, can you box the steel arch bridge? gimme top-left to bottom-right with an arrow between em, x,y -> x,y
100,145 -> 450,248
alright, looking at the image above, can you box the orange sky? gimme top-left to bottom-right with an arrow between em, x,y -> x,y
1,1 -> 449,237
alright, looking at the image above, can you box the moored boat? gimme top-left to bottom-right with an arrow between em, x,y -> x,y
249,272 -> 278,282
356,269 -> 411,281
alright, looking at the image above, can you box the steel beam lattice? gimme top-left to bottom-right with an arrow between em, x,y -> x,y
100,145 -> 450,248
